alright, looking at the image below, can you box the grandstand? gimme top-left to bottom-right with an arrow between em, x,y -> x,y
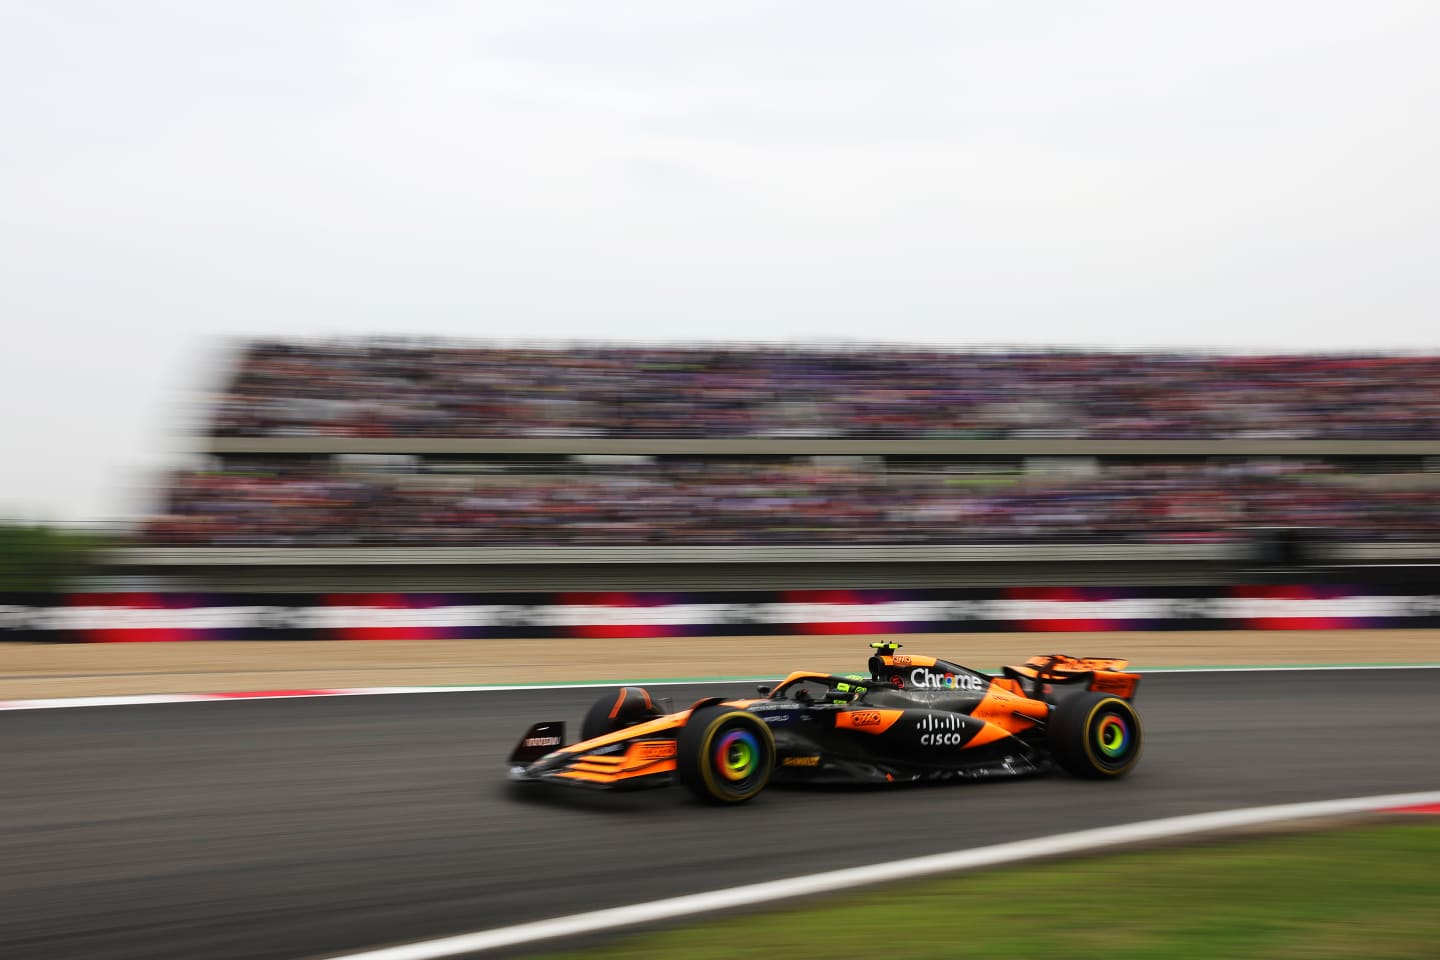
112,340 -> 1440,593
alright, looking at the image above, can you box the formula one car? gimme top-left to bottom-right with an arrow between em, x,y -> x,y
508,643 -> 1143,804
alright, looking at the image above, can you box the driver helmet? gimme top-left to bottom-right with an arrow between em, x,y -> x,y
830,673 -> 869,703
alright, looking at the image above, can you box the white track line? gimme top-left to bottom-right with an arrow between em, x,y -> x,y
0,693 -> 216,710
324,790 -> 1440,960
4,664 -> 1440,711
0,679 -> 771,711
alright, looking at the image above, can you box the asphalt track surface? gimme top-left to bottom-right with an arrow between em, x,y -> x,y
4,671 -> 1440,960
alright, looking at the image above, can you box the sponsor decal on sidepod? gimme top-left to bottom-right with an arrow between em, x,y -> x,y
918,713 -> 969,747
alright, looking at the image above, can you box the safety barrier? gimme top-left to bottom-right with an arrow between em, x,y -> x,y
5,583 -> 1440,641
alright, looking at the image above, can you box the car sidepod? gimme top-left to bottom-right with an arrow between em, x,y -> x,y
757,694 -> 1050,784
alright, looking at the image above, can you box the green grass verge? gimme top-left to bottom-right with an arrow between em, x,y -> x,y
538,823 -> 1440,960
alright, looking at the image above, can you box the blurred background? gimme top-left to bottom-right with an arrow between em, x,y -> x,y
4,4 -> 1440,960
3,2 -> 1439,529
153,340 -> 1440,547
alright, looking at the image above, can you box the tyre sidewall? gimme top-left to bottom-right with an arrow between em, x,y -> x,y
677,707 -> 775,803
1050,692 -> 1143,779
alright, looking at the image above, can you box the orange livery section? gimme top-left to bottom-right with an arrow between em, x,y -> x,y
1004,654 -> 1141,701
1089,671 -> 1139,699
834,708 -> 904,734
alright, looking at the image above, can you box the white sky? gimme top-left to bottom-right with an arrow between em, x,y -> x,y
2,1 -> 1439,522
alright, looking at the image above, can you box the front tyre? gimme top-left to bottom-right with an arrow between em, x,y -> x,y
677,707 -> 775,804
1049,692 -> 1143,779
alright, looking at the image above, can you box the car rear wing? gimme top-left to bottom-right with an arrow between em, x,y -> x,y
1002,655 -> 1141,700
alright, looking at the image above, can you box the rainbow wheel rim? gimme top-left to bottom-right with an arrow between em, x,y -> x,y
1096,714 -> 1130,759
714,729 -> 760,782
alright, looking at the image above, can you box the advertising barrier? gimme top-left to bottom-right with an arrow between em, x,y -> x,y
5,585 -> 1440,641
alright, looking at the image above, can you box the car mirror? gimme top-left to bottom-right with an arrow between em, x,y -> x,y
756,685 -> 772,696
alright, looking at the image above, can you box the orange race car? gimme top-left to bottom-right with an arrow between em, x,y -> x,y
508,642 -> 1143,804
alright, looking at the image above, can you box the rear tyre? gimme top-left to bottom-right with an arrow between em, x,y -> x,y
676,707 -> 774,804
580,686 -> 659,742
1049,692 -> 1143,779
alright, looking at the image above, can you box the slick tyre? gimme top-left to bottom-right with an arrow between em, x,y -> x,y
1049,692 -> 1143,779
677,707 -> 775,804
581,686 -> 659,742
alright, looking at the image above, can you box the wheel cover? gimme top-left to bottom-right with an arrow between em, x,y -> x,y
714,728 -> 761,782
1096,713 -> 1131,759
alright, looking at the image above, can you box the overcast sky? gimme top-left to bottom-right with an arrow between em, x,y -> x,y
3,1 -> 1439,522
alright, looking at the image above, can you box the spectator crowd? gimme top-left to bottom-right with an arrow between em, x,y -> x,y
142,461 -> 1440,547
138,340 -> 1440,548
211,341 -> 1440,440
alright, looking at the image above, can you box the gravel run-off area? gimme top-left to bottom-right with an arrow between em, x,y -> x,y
3,629 -> 1438,700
